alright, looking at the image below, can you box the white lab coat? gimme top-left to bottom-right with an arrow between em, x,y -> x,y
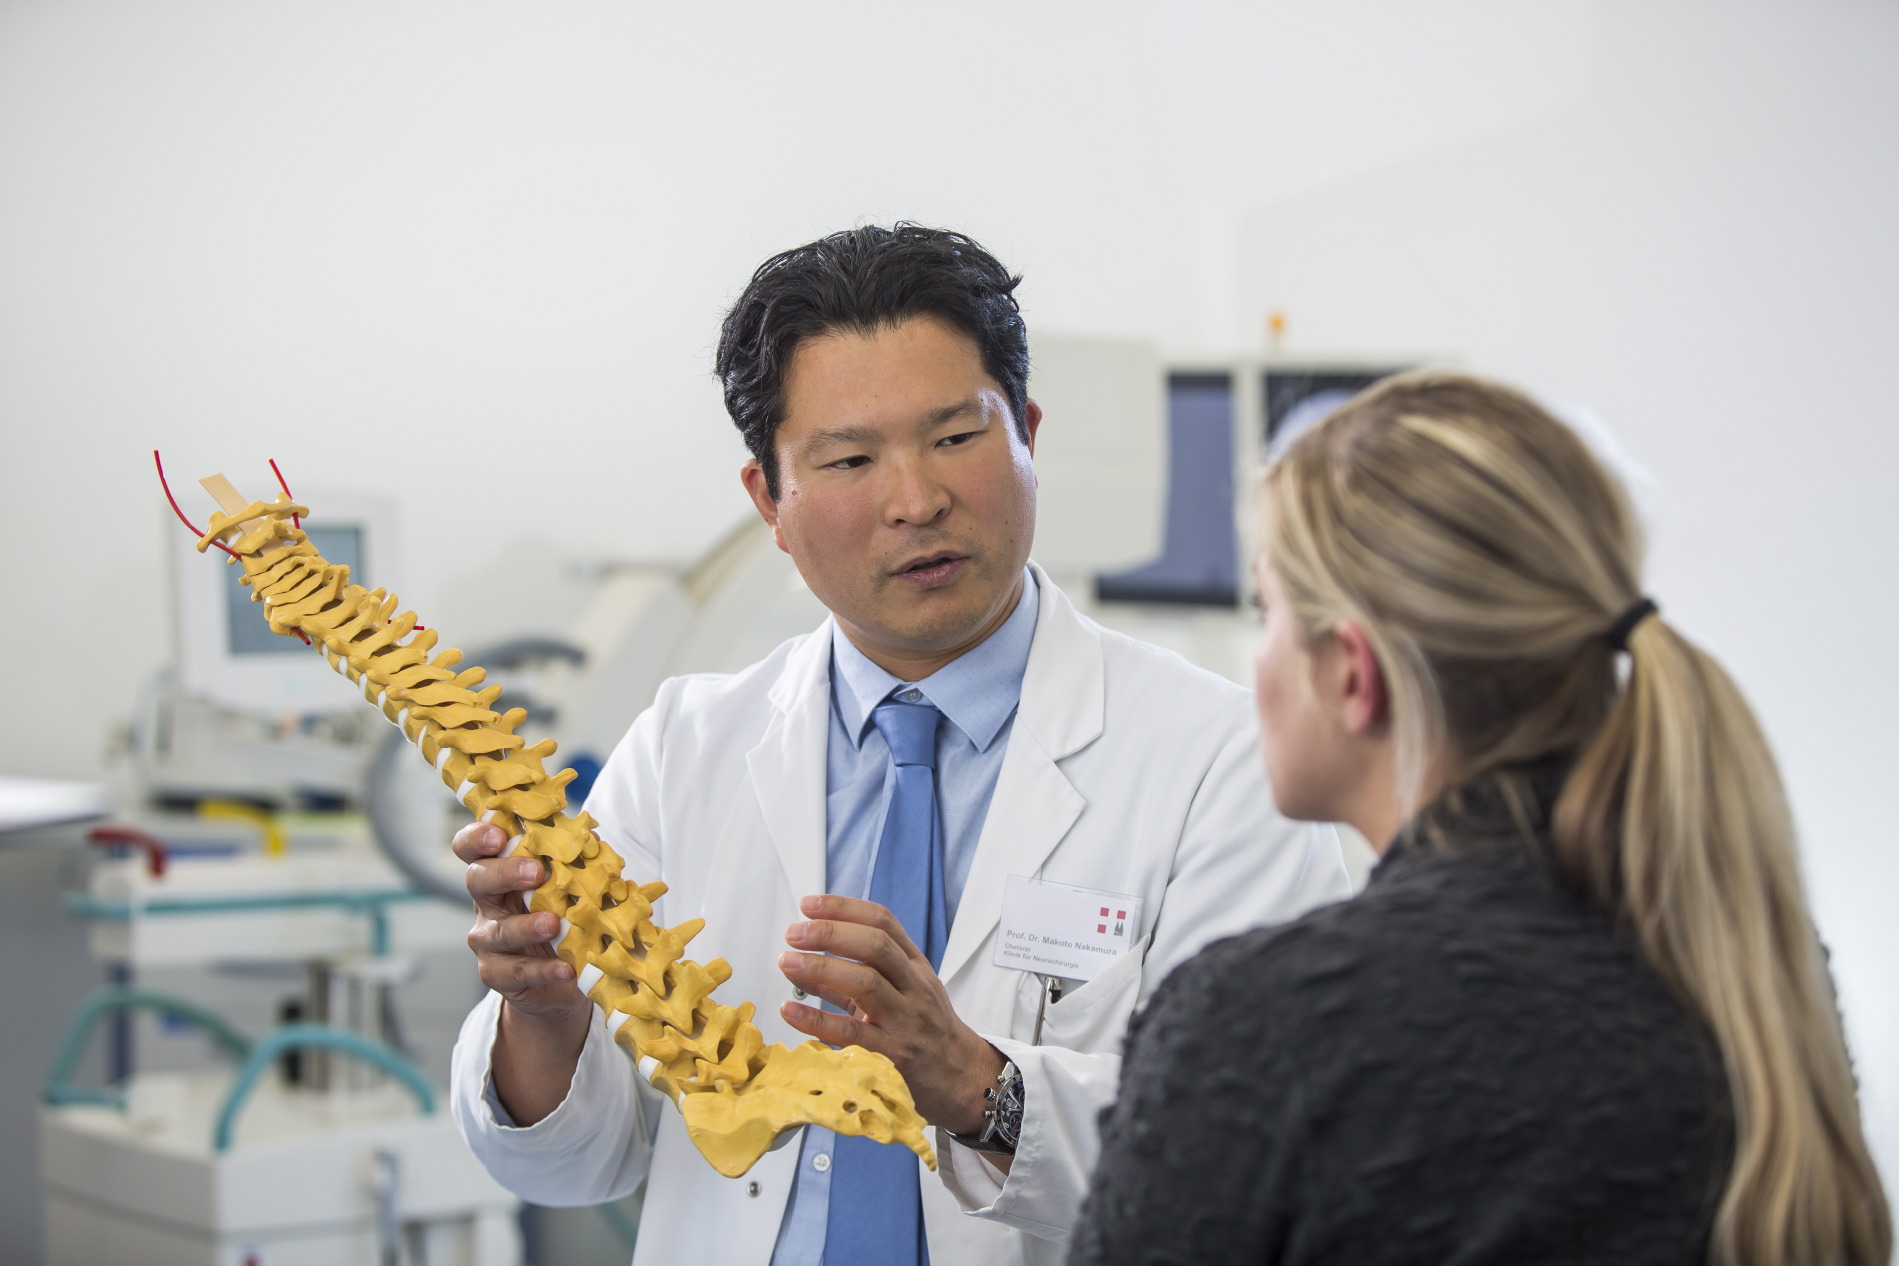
451,565 -> 1350,1265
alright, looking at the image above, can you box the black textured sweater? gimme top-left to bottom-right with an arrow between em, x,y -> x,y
1070,764 -> 1733,1266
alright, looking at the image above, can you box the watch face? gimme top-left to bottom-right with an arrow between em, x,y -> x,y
957,1061 -> 1026,1153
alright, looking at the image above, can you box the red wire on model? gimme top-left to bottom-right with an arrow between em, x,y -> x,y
261,456 -> 419,629
156,451 -> 311,642
258,457 -> 315,638
158,452 -> 412,646
267,458 -> 301,529
154,450 -> 242,560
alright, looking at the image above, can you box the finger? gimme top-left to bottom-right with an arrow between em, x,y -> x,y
779,951 -> 901,1019
452,821 -> 510,864
788,979 -> 860,1017
465,855 -> 547,912
779,1000 -> 878,1052
798,894 -> 926,963
785,919 -> 918,991
477,908 -> 566,955
480,950 -> 577,995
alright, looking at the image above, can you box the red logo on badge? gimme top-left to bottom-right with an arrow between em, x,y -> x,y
1097,923 -> 1107,933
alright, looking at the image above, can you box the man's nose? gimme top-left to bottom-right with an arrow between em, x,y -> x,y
884,458 -> 951,527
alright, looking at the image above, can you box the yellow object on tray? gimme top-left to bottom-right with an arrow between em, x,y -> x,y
182,472 -> 934,1178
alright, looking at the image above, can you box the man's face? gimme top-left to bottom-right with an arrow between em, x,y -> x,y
741,316 -> 1040,671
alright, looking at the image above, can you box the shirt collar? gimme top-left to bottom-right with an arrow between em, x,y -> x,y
830,567 -> 1040,754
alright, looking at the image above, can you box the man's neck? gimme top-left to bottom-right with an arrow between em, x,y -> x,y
839,573 -> 1027,682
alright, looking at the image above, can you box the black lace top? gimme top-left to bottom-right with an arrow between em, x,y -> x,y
1069,763 -> 1732,1266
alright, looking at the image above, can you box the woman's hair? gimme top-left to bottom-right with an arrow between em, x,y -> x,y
1262,370 -> 1890,1266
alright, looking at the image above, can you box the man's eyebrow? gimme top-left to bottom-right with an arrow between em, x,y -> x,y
922,397 -> 982,428
800,425 -> 881,453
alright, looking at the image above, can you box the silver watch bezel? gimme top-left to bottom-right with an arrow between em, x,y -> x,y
952,1059 -> 1023,1155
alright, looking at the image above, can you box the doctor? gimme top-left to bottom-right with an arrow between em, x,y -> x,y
449,224 -> 1350,1265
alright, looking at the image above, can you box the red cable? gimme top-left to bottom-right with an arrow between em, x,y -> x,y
153,451 -> 242,560
87,825 -> 170,879
267,458 -> 301,529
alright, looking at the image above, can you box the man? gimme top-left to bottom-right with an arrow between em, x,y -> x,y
449,224 -> 1350,1265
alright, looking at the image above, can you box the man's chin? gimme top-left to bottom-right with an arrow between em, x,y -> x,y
851,592 -> 993,654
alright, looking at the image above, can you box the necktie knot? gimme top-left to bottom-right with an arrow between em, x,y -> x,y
872,697 -> 942,769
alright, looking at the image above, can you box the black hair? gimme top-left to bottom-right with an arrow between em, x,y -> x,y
715,223 -> 1028,499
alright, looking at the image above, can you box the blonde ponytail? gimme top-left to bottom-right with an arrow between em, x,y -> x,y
1265,370 -> 1891,1266
1557,615 -> 1890,1265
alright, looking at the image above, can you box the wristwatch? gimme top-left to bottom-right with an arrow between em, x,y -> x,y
951,1059 -> 1024,1155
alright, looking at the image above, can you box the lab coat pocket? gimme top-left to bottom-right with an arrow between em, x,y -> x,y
1036,931 -> 1152,1055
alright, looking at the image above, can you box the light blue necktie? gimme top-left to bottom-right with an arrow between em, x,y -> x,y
824,695 -> 947,1266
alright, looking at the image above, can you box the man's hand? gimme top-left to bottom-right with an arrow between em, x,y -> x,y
778,894 -> 1005,1137
456,821 -> 591,1125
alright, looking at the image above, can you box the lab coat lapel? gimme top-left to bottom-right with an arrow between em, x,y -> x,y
745,619 -> 834,905
938,564 -> 1103,986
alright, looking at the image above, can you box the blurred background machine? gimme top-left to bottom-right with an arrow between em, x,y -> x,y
19,342 -> 1393,1266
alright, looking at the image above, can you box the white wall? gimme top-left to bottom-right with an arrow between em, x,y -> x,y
1234,0 -> 1899,1201
3,0 -> 1893,1219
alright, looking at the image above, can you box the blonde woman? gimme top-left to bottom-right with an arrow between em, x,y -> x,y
1069,373 -> 1890,1266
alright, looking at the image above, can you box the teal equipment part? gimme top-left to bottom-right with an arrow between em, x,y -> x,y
63,887 -> 429,956
214,1024 -> 435,1152
44,986 -> 252,1109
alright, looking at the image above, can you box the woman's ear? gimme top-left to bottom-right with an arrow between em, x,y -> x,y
1331,619 -> 1388,736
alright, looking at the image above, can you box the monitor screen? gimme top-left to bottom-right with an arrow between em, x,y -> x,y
222,524 -> 364,656
170,488 -> 398,714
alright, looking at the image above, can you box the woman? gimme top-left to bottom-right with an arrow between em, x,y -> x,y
1069,372 -> 1890,1265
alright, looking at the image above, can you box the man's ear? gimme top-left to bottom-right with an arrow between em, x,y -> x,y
739,459 -> 789,554
1021,399 -> 1043,460
1332,619 -> 1389,736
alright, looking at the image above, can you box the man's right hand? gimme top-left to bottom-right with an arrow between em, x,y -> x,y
456,821 -> 592,1124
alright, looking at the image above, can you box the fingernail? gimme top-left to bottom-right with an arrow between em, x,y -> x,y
785,921 -> 810,945
481,825 -> 504,850
554,963 -> 574,981
517,859 -> 542,884
778,951 -> 802,972
799,895 -> 823,915
541,914 -> 560,938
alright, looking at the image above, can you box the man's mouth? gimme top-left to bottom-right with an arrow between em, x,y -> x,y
892,553 -> 968,585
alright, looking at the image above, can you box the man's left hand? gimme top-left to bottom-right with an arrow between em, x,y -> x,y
778,893 -> 1004,1136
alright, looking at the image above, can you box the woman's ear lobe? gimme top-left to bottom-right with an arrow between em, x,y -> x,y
1335,619 -> 1389,736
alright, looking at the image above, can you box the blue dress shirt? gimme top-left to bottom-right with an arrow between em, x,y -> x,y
769,569 -> 1040,1265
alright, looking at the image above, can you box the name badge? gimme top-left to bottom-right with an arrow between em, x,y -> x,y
992,875 -> 1145,983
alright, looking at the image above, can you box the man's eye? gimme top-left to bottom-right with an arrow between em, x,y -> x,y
938,431 -> 978,447
828,455 -> 870,470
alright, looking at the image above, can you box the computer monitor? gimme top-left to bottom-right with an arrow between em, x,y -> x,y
169,488 -> 400,715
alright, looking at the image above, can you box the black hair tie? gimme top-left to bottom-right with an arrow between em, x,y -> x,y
1604,597 -> 1659,652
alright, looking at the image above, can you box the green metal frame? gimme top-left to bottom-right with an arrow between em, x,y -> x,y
45,990 -> 435,1155
213,1024 -> 435,1152
44,986 -> 252,1108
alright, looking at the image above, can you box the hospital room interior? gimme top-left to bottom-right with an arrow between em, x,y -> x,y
2,2 -> 1895,1263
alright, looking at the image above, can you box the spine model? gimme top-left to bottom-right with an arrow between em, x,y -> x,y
175,470 -> 933,1178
